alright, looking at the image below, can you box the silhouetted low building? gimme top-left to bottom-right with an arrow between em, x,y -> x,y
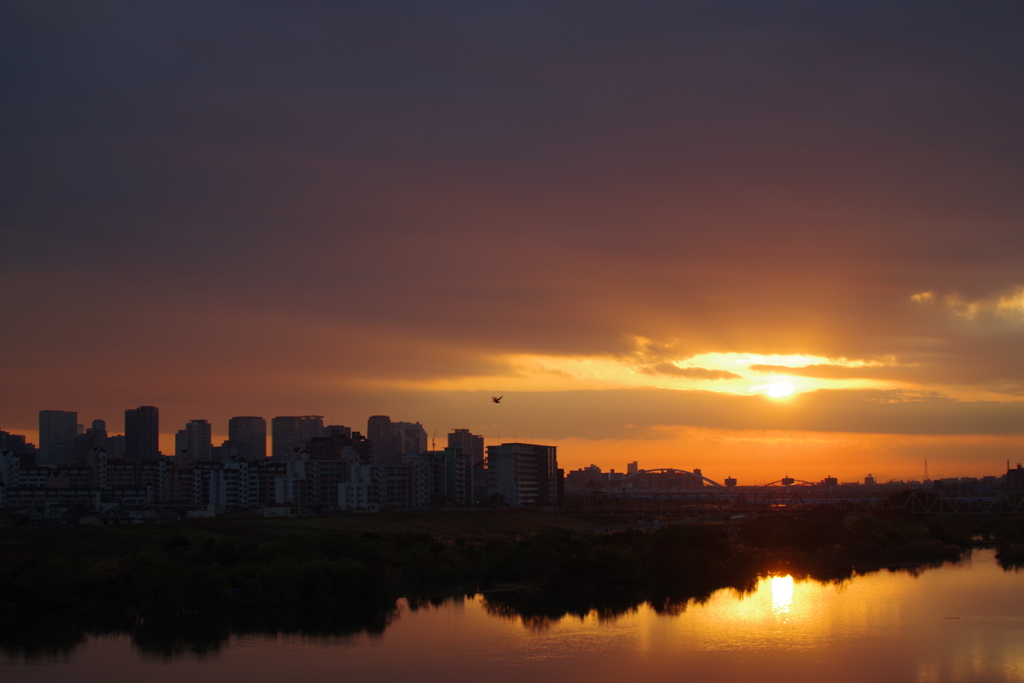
0,431 -> 34,455
212,439 -> 253,462
619,468 -> 706,497
4,486 -> 151,518
566,464 -> 608,492
1005,464 -> 1024,493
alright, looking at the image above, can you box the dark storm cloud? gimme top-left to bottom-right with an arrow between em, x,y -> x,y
3,1 -> 1024,433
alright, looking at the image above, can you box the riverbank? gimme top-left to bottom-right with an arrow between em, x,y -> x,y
0,509 -> 619,561
7,509 -> 1013,619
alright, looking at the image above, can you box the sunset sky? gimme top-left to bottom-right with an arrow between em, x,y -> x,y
4,2 -> 1024,482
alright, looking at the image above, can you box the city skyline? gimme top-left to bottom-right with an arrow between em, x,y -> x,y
4,3 -> 1024,482
3,403 -> 1019,484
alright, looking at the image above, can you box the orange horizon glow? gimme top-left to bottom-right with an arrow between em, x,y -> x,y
72,427 -> 1024,483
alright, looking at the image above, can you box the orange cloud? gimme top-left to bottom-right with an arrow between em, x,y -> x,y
640,363 -> 742,380
747,363 -> 909,381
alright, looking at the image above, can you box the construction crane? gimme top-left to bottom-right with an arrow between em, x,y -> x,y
431,429 -> 436,451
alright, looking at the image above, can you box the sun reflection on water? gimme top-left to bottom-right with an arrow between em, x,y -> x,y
770,575 -> 794,616
424,552 -> 1024,681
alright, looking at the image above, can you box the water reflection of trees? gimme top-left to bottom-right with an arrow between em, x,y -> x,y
0,601 -> 401,663
1,558 -> 972,662
480,577 -> 765,630
481,588 -> 645,630
479,558 -> 962,630
0,612 -> 99,663
404,593 -> 460,612
997,552 -> 1024,572
0,551 -> 985,662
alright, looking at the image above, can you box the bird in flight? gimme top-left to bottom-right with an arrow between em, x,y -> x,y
491,396 -> 503,404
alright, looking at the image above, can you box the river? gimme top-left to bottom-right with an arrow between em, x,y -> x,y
4,548 -> 1022,683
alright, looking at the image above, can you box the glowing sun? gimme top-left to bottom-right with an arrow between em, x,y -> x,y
767,382 -> 794,398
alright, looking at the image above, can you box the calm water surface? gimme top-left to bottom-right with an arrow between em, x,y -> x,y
4,548 -> 1023,683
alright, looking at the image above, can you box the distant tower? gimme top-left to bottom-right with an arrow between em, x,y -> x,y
73,419 -> 111,464
392,422 -> 428,457
183,420 -> 213,461
229,416 -> 267,459
38,410 -> 78,467
271,416 -> 324,457
448,429 -> 485,467
367,415 -> 394,465
125,406 -> 160,461
175,429 -> 188,456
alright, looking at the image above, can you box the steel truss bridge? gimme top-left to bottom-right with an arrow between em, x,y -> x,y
561,474 -> 1024,516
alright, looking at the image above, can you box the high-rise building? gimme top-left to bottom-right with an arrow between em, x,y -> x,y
72,419 -> 110,464
448,429 -> 485,467
392,422 -> 427,456
229,416 -> 267,459
106,434 -> 126,460
39,410 -> 77,467
486,443 -> 558,507
367,415 -> 394,465
174,429 -> 188,457
367,416 -> 427,466
125,406 -> 160,461
271,416 -> 324,457
182,420 -> 213,461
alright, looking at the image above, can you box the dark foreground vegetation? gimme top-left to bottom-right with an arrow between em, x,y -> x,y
3,510 -> 1024,659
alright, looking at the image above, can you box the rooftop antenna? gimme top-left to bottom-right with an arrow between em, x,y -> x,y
431,429 -> 436,451
924,458 -> 929,482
